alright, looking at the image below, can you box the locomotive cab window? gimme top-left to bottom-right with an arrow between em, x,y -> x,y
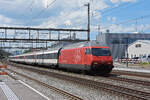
135,44 -> 141,48
92,48 -> 111,56
85,48 -> 91,54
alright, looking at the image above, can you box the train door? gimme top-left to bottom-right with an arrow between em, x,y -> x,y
38,52 -> 43,65
34,52 -> 36,64
41,50 -> 44,65
84,48 -> 91,66
57,48 -> 62,59
24,56 -> 26,63
57,48 -> 62,67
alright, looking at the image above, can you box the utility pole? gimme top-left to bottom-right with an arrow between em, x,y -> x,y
98,25 -> 100,34
136,18 -> 138,32
126,37 -> 129,67
84,3 -> 90,41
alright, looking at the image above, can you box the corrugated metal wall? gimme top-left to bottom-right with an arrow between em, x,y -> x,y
97,33 -> 150,59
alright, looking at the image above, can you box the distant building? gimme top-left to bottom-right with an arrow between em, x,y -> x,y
96,33 -> 150,59
128,40 -> 150,58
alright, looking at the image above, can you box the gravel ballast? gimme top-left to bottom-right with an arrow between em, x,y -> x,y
6,64 -> 129,100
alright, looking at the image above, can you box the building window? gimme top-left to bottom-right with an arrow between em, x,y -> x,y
131,54 -> 133,58
140,54 -> 142,57
111,40 -> 120,44
135,44 -> 141,48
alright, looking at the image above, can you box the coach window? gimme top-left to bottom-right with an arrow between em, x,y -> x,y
53,53 -> 56,59
44,54 -> 47,59
48,54 -> 51,59
21,56 -> 24,59
50,54 -> 52,59
31,55 -> 33,59
37,55 -> 39,59
43,54 -> 46,59
47,54 -> 50,59
53,53 -> 55,59
30,55 -> 32,59
131,54 -> 133,58
29,55 -> 32,59
54,53 -> 57,59
45,54 -> 49,59
40,54 -> 43,59
52,53 -> 54,59
41,54 -> 44,59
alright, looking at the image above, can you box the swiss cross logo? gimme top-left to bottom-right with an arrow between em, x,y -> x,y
75,50 -> 81,64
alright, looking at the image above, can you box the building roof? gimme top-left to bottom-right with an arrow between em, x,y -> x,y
137,40 -> 150,44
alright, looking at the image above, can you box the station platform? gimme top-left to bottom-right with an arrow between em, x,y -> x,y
0,75 -> 50,100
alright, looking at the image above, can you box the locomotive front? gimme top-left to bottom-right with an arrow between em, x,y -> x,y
85,47 -> 114,74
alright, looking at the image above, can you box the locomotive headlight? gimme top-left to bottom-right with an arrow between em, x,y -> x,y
93,62 -> 98,64
107,62 -> 112,65
101,60 -> 105,64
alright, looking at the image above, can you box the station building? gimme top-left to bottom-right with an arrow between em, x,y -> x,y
96,32 -> 150,59
127,40 -> 150,58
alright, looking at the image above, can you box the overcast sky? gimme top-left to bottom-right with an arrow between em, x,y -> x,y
0,0 -> 149,39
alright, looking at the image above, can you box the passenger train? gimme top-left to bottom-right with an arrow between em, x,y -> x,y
9,41 -> 114,74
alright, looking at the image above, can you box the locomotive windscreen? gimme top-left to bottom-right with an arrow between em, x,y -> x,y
92,48 -> 111,56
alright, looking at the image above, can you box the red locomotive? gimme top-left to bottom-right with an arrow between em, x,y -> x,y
10,41 -> 114,74
59,42 -> 114,74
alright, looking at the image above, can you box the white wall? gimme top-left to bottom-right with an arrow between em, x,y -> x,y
128,41 -> 150,58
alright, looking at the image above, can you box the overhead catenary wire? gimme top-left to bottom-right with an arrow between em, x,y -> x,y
100,14 -> 150,30
92,2 -> 131,17
93,0 -> 145,18
26,0 -> 57,25
89,0 -> 148,32
26,0 -> 35,12
75,0 -> 144,28
19,0 -> 35,18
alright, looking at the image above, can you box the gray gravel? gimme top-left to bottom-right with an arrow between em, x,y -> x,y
6,64 -> 128,100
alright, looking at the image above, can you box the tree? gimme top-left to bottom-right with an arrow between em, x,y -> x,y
23,49 -> 33,53
0,49 -> 11,59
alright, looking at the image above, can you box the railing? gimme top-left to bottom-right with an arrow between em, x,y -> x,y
118,59 -> 140,64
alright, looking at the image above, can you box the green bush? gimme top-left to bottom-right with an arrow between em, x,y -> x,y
140,62 -> 150,65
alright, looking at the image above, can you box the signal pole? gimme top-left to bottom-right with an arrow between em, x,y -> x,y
84,3 -> 90,41
98,25 -> 100,34
126,37 -> 129,67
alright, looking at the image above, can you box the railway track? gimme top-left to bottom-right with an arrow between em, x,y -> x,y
107,74 -> 150,86
6,69 -> 83,100
112,70 -> 150,78
6,62 -> 150,100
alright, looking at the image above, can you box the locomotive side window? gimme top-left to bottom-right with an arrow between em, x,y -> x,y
85,48 -> 91,54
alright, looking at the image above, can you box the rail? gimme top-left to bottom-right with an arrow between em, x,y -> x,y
6,62 -> 150,100
6,69 -> 83,100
